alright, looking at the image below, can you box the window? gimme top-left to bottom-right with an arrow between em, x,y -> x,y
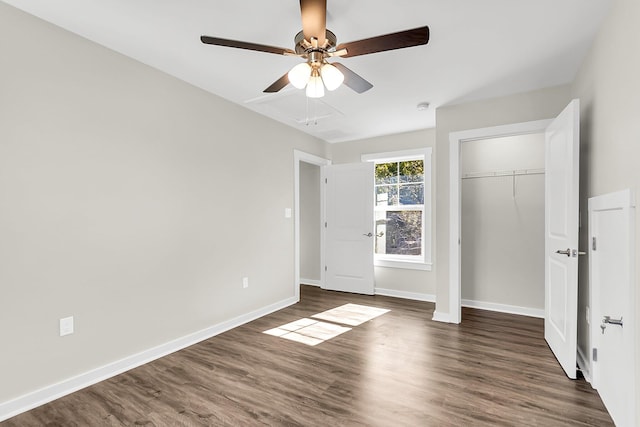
362,148 -> 432,270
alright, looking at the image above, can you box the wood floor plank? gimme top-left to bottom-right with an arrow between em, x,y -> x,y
2,285 -> 613,426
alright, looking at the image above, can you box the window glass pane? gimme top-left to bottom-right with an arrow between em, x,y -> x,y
375,162 -> 398,185
376,185 -> 398,206
399,160 -> 424,183
399,183 -> 424,205
375,210 -> 422,256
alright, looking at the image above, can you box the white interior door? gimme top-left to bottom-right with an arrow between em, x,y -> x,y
544,99 -> 580,379
324,163 -> 374,295
589,189 -> 636,427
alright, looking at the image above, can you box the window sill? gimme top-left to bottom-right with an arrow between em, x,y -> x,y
374,259 -> 432,271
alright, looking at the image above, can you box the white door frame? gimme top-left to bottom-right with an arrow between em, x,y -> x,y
448,119 -> 552,323
294,150 -> 331,300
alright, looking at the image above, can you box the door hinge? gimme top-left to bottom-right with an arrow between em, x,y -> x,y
325,222 -> 327,228
325,265 -> 327,272
592,347 -> 598,362
325,178 -> 328,184
579,211 -> 582,228
592,236 -> 597,251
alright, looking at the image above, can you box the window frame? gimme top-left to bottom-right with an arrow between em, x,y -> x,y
362,148 -> 433,271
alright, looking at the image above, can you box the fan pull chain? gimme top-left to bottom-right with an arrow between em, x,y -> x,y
305,96 -> 318,126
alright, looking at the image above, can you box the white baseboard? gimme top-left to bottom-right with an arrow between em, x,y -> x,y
375,288 -> 435,303
577,346 -> 592,385
300,278 -> 321,287
461,299 -> 544,318
0,296 -> 297,423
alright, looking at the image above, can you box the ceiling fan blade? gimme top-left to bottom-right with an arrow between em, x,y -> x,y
200,36 -> 295,56
336,26 -> 429,58
332,63 -> 373,94
263,73 -> 290,93
300,0 -> 327,46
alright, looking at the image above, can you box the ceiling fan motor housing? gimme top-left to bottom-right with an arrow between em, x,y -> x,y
294,29 -> 337,56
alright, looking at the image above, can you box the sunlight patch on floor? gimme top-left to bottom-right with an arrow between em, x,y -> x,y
263,318 -> 351,346
312,303 -> 390,326
263,303 -> 390,346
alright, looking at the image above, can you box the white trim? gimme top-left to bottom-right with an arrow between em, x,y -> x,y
432,311 -> 451,323
0,296 -> 297,423
362,148 -> 429,163
375,259 -> 432,271
448,120 -> 552,324
588,188 -> 636,211
293,150 -> 331,300
461,299 -> 544,318
375,288 -> 435,302
300,278 -> 321,287
577,346 -> 592,385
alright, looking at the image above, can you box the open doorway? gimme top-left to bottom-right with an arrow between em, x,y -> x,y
299,161 -> 322,287
460,133 -> 545,318
293,150 -> 331,300
448,119 -> 553,323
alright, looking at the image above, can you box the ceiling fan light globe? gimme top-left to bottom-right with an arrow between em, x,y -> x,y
320,63 -> 344,91
306,75 -> 325,98
288,63 -> 312,89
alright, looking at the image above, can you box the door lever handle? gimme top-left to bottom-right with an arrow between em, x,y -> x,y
555,248 -> 586,257
363,232 -> 373,237
601,316 -> 623,334
603,315 -> 623,327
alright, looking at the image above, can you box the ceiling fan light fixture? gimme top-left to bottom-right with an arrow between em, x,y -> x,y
320,62 -> 344,91
306,73 -> 325,98
288,62 -> 312,89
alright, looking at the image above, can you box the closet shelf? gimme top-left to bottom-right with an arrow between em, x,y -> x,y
461,168 -> 545,180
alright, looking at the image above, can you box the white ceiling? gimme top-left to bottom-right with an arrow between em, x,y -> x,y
3,0 -> 613,143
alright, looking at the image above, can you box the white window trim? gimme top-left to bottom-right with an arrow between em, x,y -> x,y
362,148 -> 433,271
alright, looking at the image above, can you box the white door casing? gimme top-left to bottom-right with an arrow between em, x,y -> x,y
544,99 -> 580,379
324,163 -> 375,295
589,189 -> 636,426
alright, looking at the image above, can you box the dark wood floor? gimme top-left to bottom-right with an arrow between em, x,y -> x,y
3,285 -> 613,426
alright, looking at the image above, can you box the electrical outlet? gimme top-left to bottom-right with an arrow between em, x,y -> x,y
242,277 -> 249,288
284,208 -> 292,218
59,316 -> 74,337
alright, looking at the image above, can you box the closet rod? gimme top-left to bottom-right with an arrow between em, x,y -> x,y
461,168 -> 545,180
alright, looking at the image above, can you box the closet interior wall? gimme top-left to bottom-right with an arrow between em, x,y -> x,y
461,133 -> 545,315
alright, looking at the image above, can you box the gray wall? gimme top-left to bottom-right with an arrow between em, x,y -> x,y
461,134 -> 545,312
299,162 -> 321,283
330,128 -> 436,297
570,0 -> 640,421
0,3 -> 327,403
434,85 -> 572,318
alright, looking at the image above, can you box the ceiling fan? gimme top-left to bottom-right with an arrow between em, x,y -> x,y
200,0 -> 429,98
